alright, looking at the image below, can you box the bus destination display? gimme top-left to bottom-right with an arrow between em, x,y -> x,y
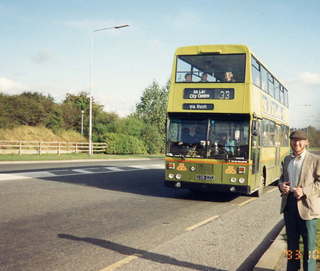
183,88 -> 234,100
182,103 -> 214,110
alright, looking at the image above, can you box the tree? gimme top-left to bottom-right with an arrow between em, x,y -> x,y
135,80 -> 168,132
115,115 -> 146,138
134,80 -> 169,153
306,126 -> 320,147
61,92 -> 90,132
93,111 -> 120,141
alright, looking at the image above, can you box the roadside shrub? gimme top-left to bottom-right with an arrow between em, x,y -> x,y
141,124 -> 164,154
104,133 -> 147,154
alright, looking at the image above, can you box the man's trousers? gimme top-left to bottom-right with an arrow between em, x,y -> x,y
284,192 -> 318,271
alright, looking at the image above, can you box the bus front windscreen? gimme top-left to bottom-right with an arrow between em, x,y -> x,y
176,54 -> 245,83
167,117 -> 249,160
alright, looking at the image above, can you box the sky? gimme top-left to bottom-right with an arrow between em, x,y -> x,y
0,0 -> 319,129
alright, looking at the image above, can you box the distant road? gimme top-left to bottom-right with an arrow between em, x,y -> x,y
0,159 -> 283,271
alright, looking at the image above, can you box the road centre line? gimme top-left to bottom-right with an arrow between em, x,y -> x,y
100,254 -> 141,271
237,198 -> 257,207
185,215 -> 219,232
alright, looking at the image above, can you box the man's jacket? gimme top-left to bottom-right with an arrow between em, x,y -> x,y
279,151 -> 320,220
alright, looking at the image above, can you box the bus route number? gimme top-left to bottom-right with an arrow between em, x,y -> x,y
183,88 -> 234,100
219,89 -> 231,99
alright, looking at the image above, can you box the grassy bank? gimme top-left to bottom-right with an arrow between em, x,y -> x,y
0,125 -> 87,142
0,153 -> 164,161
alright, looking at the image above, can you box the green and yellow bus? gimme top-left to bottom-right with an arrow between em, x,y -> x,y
164,44 -> 290,196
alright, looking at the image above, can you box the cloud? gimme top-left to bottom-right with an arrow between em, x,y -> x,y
0,77 -> 26,93
31,50 -> 52,64
298,72 -> 320,85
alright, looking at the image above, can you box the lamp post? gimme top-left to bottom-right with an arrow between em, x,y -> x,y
81,110 -> 84,136
88,24 -> 129,155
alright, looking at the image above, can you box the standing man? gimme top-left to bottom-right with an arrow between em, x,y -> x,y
279,130 -> 320,271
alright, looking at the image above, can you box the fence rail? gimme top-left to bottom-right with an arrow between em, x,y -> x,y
0,141 -> 106,155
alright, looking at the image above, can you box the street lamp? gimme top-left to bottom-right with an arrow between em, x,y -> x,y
81,110 -> 84,136
89,24 -> 129,155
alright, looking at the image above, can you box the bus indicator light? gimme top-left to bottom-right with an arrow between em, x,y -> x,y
167,163 -> 176,169
237,166 -> 246,174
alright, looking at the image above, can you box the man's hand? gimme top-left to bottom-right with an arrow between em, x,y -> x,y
279,181 -> 290,194
293,186 -> 304,200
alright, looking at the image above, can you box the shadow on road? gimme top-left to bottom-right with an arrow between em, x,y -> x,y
42,169 -> 239,203
58,233 -> 227,271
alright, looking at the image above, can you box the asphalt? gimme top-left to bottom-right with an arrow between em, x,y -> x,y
0,158 -> 291,270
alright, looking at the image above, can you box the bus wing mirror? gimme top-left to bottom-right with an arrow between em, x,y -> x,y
252,120 -> 259,136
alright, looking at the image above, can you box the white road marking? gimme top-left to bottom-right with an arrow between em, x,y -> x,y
0,174 -> 32,181
72,169 -> 93,174
129,164 -> 164,169
19,171 -> 56,178
0,164 -> 163,182
104,167 -> 125,171
130,165 -> 149,169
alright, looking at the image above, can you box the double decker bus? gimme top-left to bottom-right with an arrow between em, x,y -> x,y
165,44 -> 290,196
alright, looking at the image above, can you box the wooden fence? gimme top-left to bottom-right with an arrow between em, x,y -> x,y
0,141 -> 107,155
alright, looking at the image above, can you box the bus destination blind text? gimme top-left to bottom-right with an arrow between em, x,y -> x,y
183,103 -> 214,110
183,88 -> 234,100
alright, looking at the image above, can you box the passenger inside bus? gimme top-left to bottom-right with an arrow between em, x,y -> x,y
215,133 -> 236,155
200,72 -> 209,82
224,71 -> 236,82
185,73 -> 192,82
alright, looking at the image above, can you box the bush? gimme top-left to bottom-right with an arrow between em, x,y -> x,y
141,124 -> 164,154
104,133 -> 147,154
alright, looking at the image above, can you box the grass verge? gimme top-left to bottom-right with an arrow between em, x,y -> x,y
0,153 -> 164,161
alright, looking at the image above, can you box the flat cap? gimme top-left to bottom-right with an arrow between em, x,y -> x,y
289,130 -> 308,140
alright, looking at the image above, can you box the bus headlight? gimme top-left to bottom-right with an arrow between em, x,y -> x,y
238,177 -> 245,184
176,174 -> 182,180
230,177 -> 237,183
168,173 -> 175,179
190,166 -> 196,172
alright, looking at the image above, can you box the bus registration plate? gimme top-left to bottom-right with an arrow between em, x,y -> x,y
196,175 -> 214,181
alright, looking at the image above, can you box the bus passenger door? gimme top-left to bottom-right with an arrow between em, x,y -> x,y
252,141 -> 260,186
251,120 -> 261,187
275,125 -> 281,177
